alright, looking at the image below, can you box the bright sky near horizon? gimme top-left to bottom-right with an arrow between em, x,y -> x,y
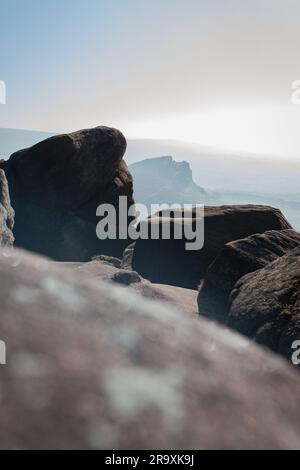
1,0 -> 300,158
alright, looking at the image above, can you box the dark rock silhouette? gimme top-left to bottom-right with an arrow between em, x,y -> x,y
198,229 -> 300,322
0,127 -> 134,261
228,246 -> 300,363
132,205 -> 292,289
0,169 -> 14,246
1,247 -> 300,449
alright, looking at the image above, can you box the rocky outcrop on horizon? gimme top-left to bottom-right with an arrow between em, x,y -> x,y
198,229 -> 300,323
0,169 -> 14,246
2,247 -> 300,449
0,127 -> 134,261
129,156 -> 214,207
132,205 -> 292,289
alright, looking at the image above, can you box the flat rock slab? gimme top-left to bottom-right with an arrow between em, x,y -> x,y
132,205 -> 292,289
53,258 -> 198,316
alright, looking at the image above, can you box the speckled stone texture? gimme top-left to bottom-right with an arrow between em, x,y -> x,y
198,229 -> 300,322
56,257 -> 198,316
0,169 -> 14,246
1,247 -> 300,449
228,246 -> 300,363
0,127 -> 134,261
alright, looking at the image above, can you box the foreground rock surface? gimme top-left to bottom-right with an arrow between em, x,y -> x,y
228,246 -> 300,363
58,257 -> 198,316
0,127 -> 134,261
198,229 -> 300,322
132,205 -> 292,289
1,248 -> 300,449
0,169 -> 14,246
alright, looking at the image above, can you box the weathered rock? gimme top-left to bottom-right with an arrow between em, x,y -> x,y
134,282 -> 198,316
0,169 -> 14,246
92,254 -> 121,269
1,247 -> 300,449
110,269 -> 142,286
198,229 -> 300,322
58,257 -> 198,315
120,242 -> 135,269
132,205 -> 292,289
0,127 -> 134,261
228,246 -> 300,363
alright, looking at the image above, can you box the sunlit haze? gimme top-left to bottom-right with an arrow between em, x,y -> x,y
123,105 -> 300,159
1,0 -> 300,158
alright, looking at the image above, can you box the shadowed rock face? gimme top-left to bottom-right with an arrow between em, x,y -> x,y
0,169 -> 14,246
2,247 -> 300,449
132,205 -> 292,289
228,247 -> 300,363
0,127 -> 134,261
198,229 -> 300,322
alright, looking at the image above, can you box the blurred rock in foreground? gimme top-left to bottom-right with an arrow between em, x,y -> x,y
1,247 -> 300,449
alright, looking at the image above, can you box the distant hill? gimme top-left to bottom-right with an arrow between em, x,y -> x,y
1,128 -> 300,194
126,138 -> 300,195
129,154 -> 300,229
129,156 -> 215,207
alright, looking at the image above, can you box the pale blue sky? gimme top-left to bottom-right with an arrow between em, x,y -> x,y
1,0 -> 300,157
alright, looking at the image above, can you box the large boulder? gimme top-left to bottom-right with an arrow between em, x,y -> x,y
0,169 -> 14,246
228,246 -> 300,363
1,247 -> 300,449
198,229 -> 300,322
132,205 -> 292,289
0,127 -> 134,261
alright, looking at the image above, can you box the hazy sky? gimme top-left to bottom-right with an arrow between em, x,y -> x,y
1,0 -> 300,158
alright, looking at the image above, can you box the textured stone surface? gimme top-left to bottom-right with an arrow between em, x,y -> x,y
1,247 -> 300,449
58,258 -> 198,316
228,246 -> 300,362
132,205 -> 292,289
0,127 -> 134,261
198,229 -> 300,322
0,169 -> 14,246
120,242 -> 135,269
